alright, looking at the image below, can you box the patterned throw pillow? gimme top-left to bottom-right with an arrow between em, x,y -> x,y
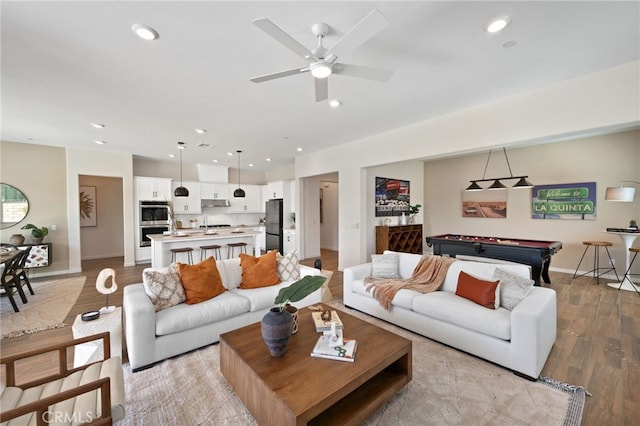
142,263 -> 185,312
277,250 -> 300,281
493,267 -> 535,310
371,252 -> 400,279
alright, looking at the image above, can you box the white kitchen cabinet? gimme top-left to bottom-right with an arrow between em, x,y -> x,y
135,177 -> 172,201
283,229 -> 296,254
172,181 -> 201,214
228,184 -> 264,213
266,181 -> 285,199
289,179 -> 296,213
200,182 -> 228,199
258,226 -> 266,252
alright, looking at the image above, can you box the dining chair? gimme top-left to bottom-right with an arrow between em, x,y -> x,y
1,249 -> 30,312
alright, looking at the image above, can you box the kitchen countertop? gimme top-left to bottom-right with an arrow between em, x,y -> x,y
149,228 -> 261,243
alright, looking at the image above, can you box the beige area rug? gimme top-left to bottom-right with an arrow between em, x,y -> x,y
0,276 -> 86,339
121,303 -> 585,426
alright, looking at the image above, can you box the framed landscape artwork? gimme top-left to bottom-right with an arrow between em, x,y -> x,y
461,189 -> 507,218
375,177 -> 410,217
79,185 -> 97,227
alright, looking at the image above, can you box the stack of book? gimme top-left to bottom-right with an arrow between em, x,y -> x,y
310,310 -> 357,362
310,336 -> 358,362
311,310 -> 344,333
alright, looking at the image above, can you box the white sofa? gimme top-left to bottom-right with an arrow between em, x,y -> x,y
124,257 -> 323,371
343,251 -> 557,379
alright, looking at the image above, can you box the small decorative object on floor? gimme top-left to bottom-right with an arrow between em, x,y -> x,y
310,336 -> 357,362
261,307 -> 293,357
81,311 -> 100,321
96,268 -> 118,314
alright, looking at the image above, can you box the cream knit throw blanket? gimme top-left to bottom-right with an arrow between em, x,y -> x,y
364,255 -> 457,310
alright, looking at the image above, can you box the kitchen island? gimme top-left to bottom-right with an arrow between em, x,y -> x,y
149,229 -> 261,268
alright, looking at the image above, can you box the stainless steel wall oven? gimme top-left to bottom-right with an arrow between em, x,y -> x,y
140,200 -> 170,225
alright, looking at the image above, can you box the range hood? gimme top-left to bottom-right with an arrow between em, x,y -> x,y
201,199 -> 230,208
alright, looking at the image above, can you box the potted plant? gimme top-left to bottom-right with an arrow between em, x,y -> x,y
261,275 -> 327,357
408,204 -> 422,224
630,219 -> 638,230
21,224 -> 49,244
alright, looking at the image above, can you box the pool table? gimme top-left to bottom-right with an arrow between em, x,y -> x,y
425,234 -> 562,285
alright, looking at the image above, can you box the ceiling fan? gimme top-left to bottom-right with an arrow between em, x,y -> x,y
250,9 -> 393,102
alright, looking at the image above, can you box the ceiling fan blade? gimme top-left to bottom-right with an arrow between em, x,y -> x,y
332,63 -> 393,82
253,18 -> 316,60
314,77 -> 328,102
327,9 -> 388,57
250,67 -> 309,83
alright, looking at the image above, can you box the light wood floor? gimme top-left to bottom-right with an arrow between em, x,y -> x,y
1,251 -> 638,425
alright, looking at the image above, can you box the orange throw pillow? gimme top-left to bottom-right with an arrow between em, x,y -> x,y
239,250 -> 280,289
455,271 -> 500,309
178,257 -> 225,304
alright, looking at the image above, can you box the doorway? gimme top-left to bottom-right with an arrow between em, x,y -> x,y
78,175 -> 124,260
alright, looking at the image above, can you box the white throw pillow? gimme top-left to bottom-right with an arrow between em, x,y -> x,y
493,267 -> 535,310
142,263 -> 186,312
371,252 -> 400,279
277,250 -> 300,281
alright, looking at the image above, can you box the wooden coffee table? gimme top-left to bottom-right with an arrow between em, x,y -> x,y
220,305 -> 412,425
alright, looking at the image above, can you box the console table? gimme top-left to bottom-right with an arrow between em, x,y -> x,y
376,225 -> 423,254
17,242 -> 52,268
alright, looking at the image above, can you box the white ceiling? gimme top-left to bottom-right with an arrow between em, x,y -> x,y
2,1 -> 638,172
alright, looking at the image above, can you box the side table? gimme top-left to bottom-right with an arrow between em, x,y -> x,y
72,307 -> 122,367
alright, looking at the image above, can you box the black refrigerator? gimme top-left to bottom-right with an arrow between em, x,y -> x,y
265,199 -> 283,254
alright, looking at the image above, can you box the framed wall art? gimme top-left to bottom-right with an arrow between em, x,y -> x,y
461,189 -> 507,218
375,177 -> 410,217
79,185 -> 97,227
531,182 -> 596,220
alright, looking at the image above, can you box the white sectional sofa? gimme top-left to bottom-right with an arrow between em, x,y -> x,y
343,251 -> 557,379
124,257 -> 322,371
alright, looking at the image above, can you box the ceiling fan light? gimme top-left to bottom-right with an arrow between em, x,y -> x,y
310,62 -> 332,78
487,179 -> 507,190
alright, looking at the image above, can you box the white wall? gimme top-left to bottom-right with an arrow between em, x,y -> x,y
296,61 -> 640,270
424,130 -> 640,276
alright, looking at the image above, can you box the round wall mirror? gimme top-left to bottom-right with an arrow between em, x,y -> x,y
1,183 -> 30,229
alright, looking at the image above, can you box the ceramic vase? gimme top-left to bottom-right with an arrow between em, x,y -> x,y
285,304 -> 299,334
9,234 -> 25,245
261,307 -> 293,357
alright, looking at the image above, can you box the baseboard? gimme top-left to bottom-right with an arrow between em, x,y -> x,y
81,253 -> 125,261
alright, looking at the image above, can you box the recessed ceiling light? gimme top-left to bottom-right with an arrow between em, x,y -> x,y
266,158 -> 272,162
297,147 -> 303,152
484,16 -> 510,33
195,128 -> 206,134
90,123 -> 105,129
168,154 -> 176,158
132,24 -> 159,41
227,152 -> 233,156
212,159 -> 219,163
249,163 -> 254,167
94,140 -> 106,145
329,99 -> 341,108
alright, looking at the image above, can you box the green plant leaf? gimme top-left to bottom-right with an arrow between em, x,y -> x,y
274,275 -> 326,306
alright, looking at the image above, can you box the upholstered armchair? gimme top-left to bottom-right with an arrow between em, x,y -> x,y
0,332 -> 125,425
